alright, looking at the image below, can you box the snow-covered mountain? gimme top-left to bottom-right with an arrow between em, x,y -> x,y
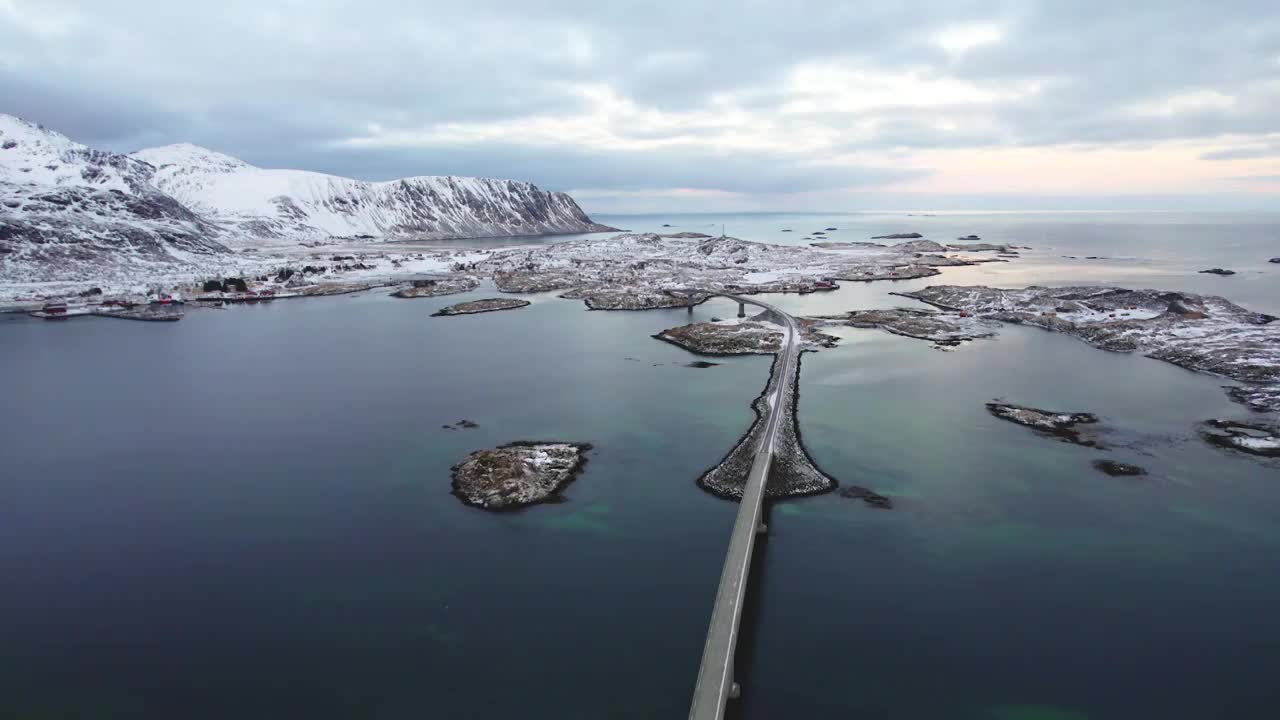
0,113 -> 615,285
0,115 -> 226,282
130,143 -> 616,245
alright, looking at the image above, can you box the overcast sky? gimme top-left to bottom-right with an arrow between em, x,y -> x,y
3,0 -> 1278,212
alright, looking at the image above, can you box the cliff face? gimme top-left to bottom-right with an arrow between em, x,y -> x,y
131,143 -> 616,245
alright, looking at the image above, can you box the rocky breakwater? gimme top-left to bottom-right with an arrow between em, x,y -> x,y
903,285 -> 1280,412
432,298 -> 530,316
653,314 -> 877,504
451,441 -> 592,510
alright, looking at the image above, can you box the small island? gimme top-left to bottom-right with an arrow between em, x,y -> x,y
986,402 -> 1101,447
451,441 -> 592,510
391,277 -> 480,298
432,298 -> 531,316
819,307 -> 998,346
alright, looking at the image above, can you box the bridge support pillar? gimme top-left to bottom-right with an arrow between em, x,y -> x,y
737,301 -> 746,318
687,303 -> 693,314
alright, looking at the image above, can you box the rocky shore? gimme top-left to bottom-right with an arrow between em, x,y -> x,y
432,298 -> 530,316
1199,419 -> 1280,458
903,285 -> 1280,412
450,441 -> 592,510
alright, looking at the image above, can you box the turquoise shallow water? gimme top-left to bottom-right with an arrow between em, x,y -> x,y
1,212 -> 1279,718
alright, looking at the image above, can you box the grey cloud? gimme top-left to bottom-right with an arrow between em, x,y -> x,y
2,0 -> 1278,200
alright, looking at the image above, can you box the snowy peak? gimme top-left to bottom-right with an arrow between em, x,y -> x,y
132,143 -> 249,173
0,113 -> 153,192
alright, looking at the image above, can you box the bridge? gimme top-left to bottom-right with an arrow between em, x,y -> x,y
685,293 -> 801,720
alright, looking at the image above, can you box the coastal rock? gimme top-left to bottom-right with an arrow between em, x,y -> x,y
659,231 -> 712,238
986,402 -> 1101,446
1199,268 -> 1236,276
686,360 -> 720,368
1270,258 -> 1280,264
1199,419 -> 1280,457
894,239 -> 949,253
840,485 -> 893,508
391,276 -> 479,298
450,441 -> 592,510
902,285 -> 1280,412
820,307 -> 999,346
948,242 -> 1013,253
871,233 -> 923,239
432,298 -> 530,316
958,235 -> 981,241
1093,459 -> 1148,476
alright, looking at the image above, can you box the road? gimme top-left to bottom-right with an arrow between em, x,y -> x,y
687,294 -> 800,720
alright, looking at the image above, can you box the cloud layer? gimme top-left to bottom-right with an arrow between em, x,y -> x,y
2,0 -> 1278,210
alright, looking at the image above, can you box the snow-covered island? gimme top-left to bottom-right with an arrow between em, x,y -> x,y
986,402 -> 1102,447
432,298 -> 531,316
902,286 -> 1280,412
450,441 -> 592,510
813,307 -> 1000,347
654,316 -> 837,355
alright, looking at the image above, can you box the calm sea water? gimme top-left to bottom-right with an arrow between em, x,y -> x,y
2,212 -> 1278,719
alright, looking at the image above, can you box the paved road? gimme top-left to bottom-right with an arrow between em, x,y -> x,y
688,294 -> 800,720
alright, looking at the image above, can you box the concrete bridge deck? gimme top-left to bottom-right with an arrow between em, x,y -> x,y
687,293 -> 800,720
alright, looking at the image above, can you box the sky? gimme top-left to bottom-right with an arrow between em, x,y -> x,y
2,0 -> 1278,213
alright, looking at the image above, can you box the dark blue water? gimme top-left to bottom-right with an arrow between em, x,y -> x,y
2,212 -> 1279,719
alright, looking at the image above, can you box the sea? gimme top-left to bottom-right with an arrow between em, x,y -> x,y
1,211 -> 1278,719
